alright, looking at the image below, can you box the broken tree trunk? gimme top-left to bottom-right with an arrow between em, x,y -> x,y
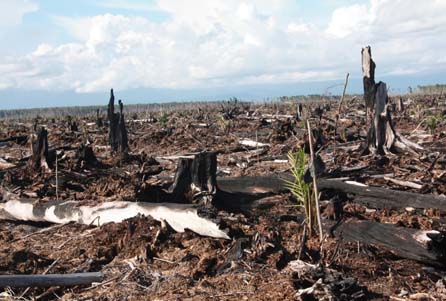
107,89 -> 129,154
29,126 -> 50,173
362,47 -> 422,154
0,272 -> 103,288
169,152 -> 218,205
333,220 -> 446,266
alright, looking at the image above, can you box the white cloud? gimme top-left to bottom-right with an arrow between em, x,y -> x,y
0,0 -> 445,93
326,4 -> 369,37
0,0 -> 38,28
94,0 -> 158,12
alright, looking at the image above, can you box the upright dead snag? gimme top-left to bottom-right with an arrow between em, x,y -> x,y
169,152 -> 218,205
362,47 -> 422,155
107,89 -> 129,154
362,46 -> 376,112
30,126 -> 50,173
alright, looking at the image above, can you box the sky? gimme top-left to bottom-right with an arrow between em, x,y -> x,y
0,0 -> 445,109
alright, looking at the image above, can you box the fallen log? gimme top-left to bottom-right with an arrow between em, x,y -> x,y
318,179 -> 446,210
333,220 -> 446,266
0,199 -> 229,239
0,272 -> 103,288
217,174 -> 446,210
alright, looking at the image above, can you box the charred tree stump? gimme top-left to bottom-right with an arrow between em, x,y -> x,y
107,89 -> 129,155
362,47 -> 422,155
169,152 -> 218,205
397,97 -> 404,112
75,144 -> 99,169
96,109 -> 103,128
29,126 -> 51,173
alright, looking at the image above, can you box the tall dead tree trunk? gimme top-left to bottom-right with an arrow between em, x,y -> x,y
30,126 -> 50,173
362,46 -> 376,112
362,47 -> 422,155
107,89 -> 129,155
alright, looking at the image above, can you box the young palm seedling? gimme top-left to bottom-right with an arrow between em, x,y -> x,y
284,148 -> 317,236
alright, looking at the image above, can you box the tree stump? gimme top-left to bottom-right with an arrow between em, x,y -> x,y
397,97 -> 404,112
169,152 -> 218,205
96,109 -> 103,128
30,126 -> 50,173
107,89 -> 129,155
362,47 -> 422,155
75,144 -> 99,169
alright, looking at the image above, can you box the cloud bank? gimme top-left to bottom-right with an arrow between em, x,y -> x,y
0,0 -> 445,93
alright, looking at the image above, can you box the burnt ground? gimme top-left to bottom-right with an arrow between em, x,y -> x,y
1,95 -> 446,300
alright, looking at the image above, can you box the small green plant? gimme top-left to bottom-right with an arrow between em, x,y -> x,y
284,149 -> 317,235
158,113 -> 169,127
427,115 -> 438,135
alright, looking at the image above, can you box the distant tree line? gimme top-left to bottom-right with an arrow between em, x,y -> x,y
0,100 -> 251,120
416,84 -> 446,95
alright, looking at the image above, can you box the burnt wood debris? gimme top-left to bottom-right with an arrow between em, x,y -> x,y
1,46 -> 446,299
107,89 -> 129,155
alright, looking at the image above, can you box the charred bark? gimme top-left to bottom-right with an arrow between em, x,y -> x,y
362,46 -> 376,111
362,47 -> 422,154
107,89 -> 129,154
29,126 -> 50,173
169,152 -> 218,205
333,220 -> 446,266
75,144 -> 100,169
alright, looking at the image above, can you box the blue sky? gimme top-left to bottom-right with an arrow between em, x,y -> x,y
0,0 -> 445,109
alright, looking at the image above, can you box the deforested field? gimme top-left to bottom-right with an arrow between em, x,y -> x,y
1,86 -> 446,300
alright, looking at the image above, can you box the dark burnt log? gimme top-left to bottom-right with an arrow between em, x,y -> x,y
0,135 -> 28,145
333,220 -> 446,266
0,272 -> 104,288
75,144 -> 100,169
107,89 -> 129,154
29,126 -> 51,173
318,179 -> 446,210
217,174 -> 446,211
169,152 -> 218,205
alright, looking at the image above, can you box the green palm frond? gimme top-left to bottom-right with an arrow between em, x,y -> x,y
285,148 -> 316,234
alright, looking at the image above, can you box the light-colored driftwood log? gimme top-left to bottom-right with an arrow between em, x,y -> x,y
0,272 -> 103,288
0,199 -> 229,239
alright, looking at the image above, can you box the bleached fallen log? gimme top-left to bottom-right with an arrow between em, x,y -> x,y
239,139 -> 270,148
0,199 -> 229,239
0,272 -> 103,288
